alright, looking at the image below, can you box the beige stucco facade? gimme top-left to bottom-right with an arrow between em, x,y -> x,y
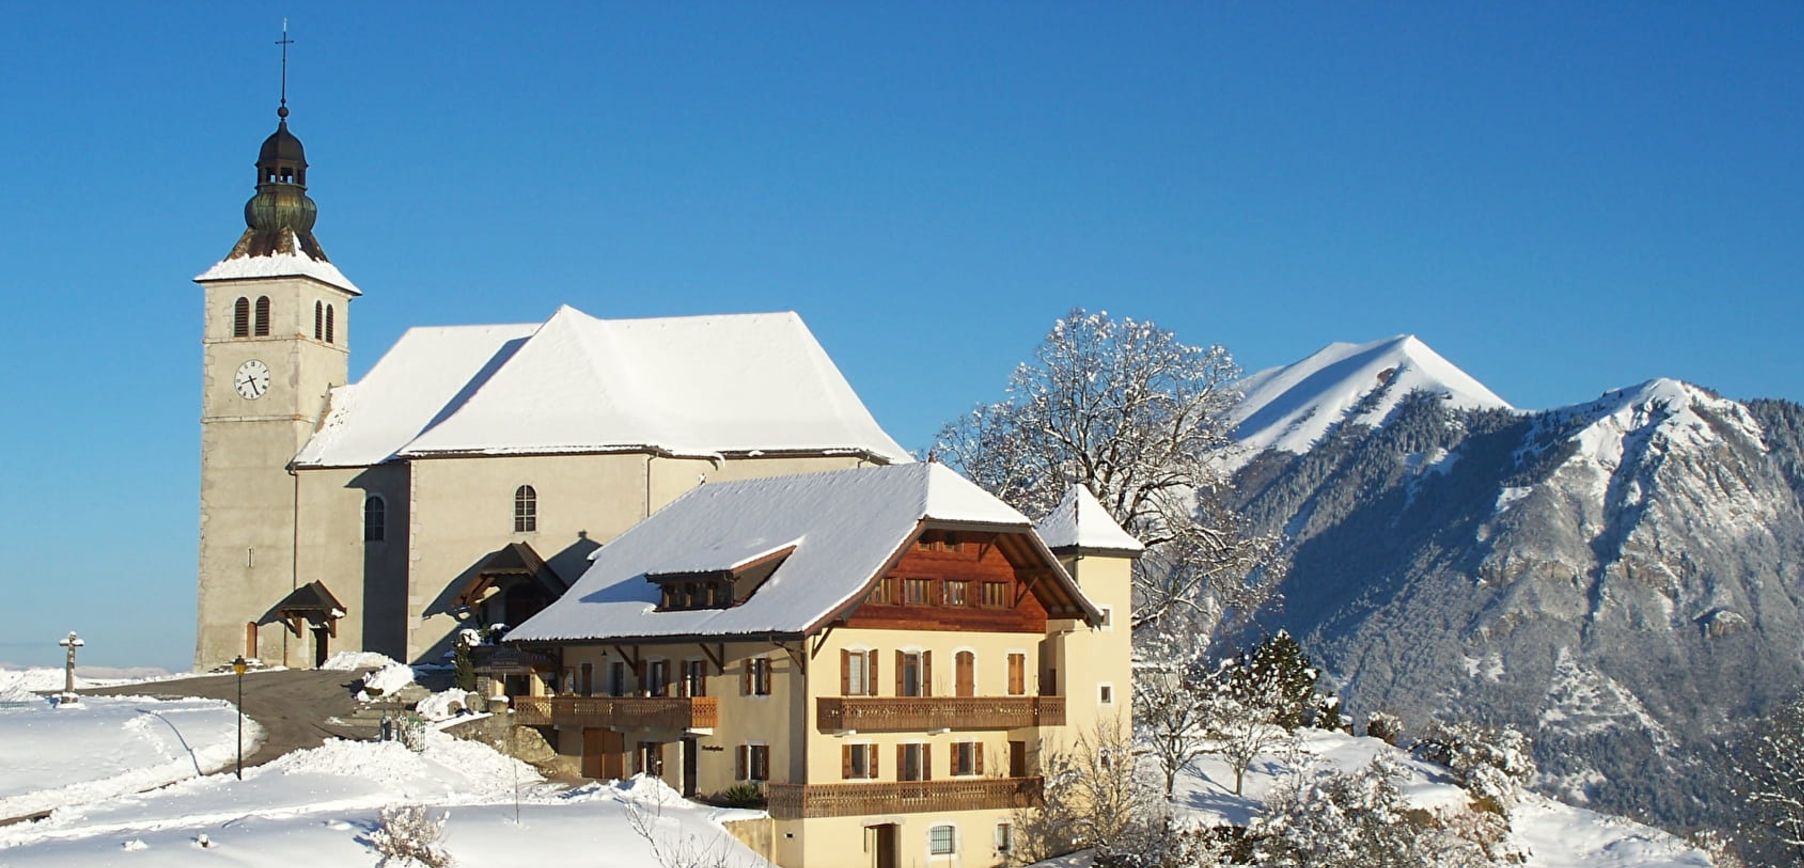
510,545 -> 1135,867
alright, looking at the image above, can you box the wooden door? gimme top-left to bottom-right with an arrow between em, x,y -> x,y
873,824 -> 899,868
1009,740 -> 1027,777
311,625 -> 329,668
955,651 -> 974,697
584,729 -> 626,780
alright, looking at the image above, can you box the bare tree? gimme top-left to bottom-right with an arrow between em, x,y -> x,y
1134,634 -> 1217,800
369,804 -> 454,868
1738,690 -> 1804,865
935,309 -> 1284,637
1013,715 -> 1153,863
623,787 -> 759,868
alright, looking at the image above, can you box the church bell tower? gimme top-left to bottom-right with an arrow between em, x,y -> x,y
194,73 -> 361,669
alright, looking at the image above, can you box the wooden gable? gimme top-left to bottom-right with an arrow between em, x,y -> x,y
836,529 -> 1058,633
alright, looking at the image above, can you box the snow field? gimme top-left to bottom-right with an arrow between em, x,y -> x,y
0,695 -> 261,822
0,728 -> 768,868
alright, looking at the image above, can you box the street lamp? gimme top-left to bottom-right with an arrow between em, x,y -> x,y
232,655 -> 248,780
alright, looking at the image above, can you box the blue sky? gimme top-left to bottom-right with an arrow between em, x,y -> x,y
2,4 -> 1799,670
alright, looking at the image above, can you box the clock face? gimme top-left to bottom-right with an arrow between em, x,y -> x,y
234,359 -> 271,400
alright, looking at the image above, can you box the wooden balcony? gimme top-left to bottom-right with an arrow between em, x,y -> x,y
510,695 -> 718,731
816,696 -> 1064,732
766,777 -> 1043,819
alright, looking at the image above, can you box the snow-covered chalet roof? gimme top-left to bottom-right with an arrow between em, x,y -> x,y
292,305 -> 911,468
504,463 -> 1101,643
195,229 -> 362,295
1035,484 -> 1145,555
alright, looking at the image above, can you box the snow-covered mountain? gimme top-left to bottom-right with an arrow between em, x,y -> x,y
1229,335 -> 1512,464
1230,339 -> 1804,842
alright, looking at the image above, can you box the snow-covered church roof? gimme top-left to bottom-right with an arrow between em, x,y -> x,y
505,463 -> 1101,643
292,305 -> 911,468
1035,484 -> 1145,555
194,228 -> 362,295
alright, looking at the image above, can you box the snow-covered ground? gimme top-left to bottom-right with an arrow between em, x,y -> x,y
1167,730 -> 1711,867
0,719 -> 766,867
0,694 -> 259,822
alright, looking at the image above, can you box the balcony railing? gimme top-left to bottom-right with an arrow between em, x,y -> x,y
766,777 -> 1042,819
511,695 -> 718,731
816,696 -> 1064,732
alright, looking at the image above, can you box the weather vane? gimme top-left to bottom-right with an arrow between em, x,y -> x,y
276,19 -> 294,118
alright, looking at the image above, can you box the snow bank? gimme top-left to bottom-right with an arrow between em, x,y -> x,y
355,662 -> 416,700
319,651 -> 401,671
0,696 -> 260,821
414,689 -> 478,722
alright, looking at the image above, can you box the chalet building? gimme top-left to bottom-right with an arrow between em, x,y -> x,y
193,101 -> 908,671
503,463 -> 1141,868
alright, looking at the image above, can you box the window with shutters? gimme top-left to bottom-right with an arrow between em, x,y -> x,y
981,581 -> 1008,608
897,651 -> 929,697
1007,652 -> 1027,696
842,743 -> 877,779
841,648 -> 875,696
929,824 -> 956,856
232,297 -> 250,337
954,650 -> 975,697
952,741 -> 983,776
899,743 -> 930,781
513,485 -> 537,532
743,657 -> 771,696
681,659 -> 707,697
943,580 -> 969,607
363,495 -> 386,542
254,296 -> 271,336
867,577 -> 897,606
580,663 -> 594,696
609,660 -> 628,697
645,659 -> 669,697
902,578 -> 931,606
737,744 -> 770,781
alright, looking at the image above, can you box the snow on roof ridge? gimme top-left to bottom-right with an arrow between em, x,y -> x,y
194,230 -> 362,295
1035,483 -> 1145,552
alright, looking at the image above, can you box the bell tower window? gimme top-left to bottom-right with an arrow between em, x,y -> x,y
313,302 -> 323,340
233,297 -> 250,338
254,297 -> 271,336
514,485 -> 538,533
326,304 -> 335,344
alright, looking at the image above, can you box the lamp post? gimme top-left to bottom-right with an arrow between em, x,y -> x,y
57,632 -> 84,706
232,655 -> 248,780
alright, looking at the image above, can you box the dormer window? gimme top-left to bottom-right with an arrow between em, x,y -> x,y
653,572 -> 733,612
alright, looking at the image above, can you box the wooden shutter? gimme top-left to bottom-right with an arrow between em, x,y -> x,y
840,650 -> 851,695
895,650 -> 904,696
866,650 -> 879,696
756,746 -> 769,781
842,745 -> 853,779
741,660 -> 752,695
922,651 -> 933,697
736,745 -> 748,780
1008,654 -> 1025,696
897,745 -> 906,780
975,743 -> 984,775
923,744 -> 932,780
956,651 -> 974,697
872,743 -> 880,778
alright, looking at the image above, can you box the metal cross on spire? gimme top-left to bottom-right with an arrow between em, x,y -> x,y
276,19 -> 295,118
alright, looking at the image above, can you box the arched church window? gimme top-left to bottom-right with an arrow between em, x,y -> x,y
232,297 -> 250,337
314,302 -> 323,340
326,304 -> 336,344
254,297 -> 271,336
514,485 -> 538,533
364,495 -> 386,542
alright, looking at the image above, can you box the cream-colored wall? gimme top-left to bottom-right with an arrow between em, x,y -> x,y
1049,553 -> 1135,738
195,275 -> 353,670
775,811 -> 1020,868
402,454 -> 872,663
293,464 -> 411,663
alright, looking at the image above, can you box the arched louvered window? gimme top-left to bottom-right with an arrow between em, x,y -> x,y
363,495 -> 386,542
514,485 -> 537,533
254,297 -> 271,336
232,297 -> 250,337
325,304 -> 336,344
314,302 -> 324,340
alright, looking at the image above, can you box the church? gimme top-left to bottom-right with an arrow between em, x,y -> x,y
194,102 -> 911,671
